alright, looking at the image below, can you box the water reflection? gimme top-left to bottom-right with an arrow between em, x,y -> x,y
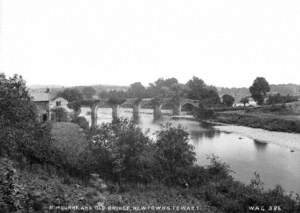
190,129 -> 221,140
254,140 -> 268,152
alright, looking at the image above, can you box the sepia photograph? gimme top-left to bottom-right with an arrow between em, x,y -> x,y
0,0 -> 300,212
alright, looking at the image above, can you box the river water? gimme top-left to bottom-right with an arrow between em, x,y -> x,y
81,107 -> 300,194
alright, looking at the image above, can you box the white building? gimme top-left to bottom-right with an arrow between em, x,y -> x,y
50,97 -> 72,112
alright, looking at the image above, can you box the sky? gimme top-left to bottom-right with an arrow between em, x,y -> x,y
0,0 -> 299,88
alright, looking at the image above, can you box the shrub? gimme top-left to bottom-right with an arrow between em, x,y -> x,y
206,155 -> 232,180
0,158 -> 20,212
154,124 -> 196,185
84,118 -> 154,184
72,116 -> 90,130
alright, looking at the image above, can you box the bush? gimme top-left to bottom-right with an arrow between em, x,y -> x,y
222,94 -> 235,107
154,124 -> 196,185
72,116 -> 90,130
0,158 -> 20,212
83,118 -> 155,184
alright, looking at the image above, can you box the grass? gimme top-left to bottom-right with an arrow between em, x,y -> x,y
51,122 -> 89,165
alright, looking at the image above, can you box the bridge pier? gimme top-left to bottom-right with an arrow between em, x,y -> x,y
112,105 -> 119,122
173,103 -> 182,116
132,103 -> 140,122
153,104 -> 162,121
91,104 -> 98,129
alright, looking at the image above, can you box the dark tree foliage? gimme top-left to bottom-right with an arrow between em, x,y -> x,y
249,77 -> 270,105
154,124 -> 196,185
56,88 -> 83,103
147,78 -> 181,98
57,88 -> 83,112
72,116 -> 89,130
240,97 -> 249,106
0,74 -> 57,166
0,74 -> 37,157
222,94 -> 235,107
83,119 -> 154,183
106,90 -> 127,106
186,76 -> 220,106
127,82 -> 147,98
82,86 -> 96,99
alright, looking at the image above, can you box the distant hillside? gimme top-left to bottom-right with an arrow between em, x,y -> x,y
73,85 -> 128,94
29,84 -> 129,99
218,84 -> 300,102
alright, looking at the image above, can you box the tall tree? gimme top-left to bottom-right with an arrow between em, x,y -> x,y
127,82 -> 147,98
185,76 -> 220,106
147,78 -> 180,98
56,88 -> 83,102
222,94 -> 235,107
249,77 -> 270,105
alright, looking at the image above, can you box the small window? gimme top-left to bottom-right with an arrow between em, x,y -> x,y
56,101 -> 61,106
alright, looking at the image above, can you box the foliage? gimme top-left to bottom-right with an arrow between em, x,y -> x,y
148,78 -> 179,97
0,158 -> 22,212
105,90 -> 127,106
266,93 -> 298,105
127,82 -> 147,98
51,107 -> 68,122
72,116 -> 90,130
240,97 -> 249,106
222,94 -> 235,107
0,74 -> 56,167
56,88 -> 83,103
50,122 -> 89,176
154,124 -> 196,185
82,86 -> 96,99
83,119 -> 154,184
249,77 -> 270,105
186,76 -> 220,106
67,101 -> 82,113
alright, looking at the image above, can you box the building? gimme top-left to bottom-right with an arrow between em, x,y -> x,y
50,97 -> 72,112
30,91 -> 51,122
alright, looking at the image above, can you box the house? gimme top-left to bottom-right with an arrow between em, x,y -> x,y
30,91 -> 51,122
233,97 -> 257,107
50,97 -> 72,112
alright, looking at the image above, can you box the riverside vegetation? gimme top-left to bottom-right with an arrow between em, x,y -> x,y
1,74 -> 300,213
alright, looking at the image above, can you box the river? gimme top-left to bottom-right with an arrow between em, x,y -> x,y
81,107 -> 300,194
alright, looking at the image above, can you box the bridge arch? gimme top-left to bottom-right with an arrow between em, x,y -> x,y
71,98 -> 201,129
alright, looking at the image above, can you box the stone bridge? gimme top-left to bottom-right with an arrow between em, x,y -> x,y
73,98 -> 200,129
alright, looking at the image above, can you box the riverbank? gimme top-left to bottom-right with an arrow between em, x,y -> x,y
213,111 -> 300,133
213,124 -> 300,151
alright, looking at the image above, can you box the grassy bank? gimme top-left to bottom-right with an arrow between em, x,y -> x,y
2,121 -> 300,213
213,111 -> 300,133
1,158 -> 221,213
